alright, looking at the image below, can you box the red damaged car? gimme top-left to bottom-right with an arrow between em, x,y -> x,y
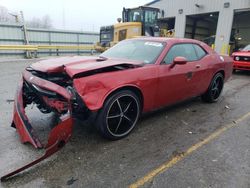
1,37 -> 233,180
232,44 -> 250,71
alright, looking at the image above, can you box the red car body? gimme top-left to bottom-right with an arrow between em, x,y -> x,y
1,37 -> 233,181
232,50 -> 250,71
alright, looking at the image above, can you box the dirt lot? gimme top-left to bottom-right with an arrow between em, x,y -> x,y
0,58 -> 250,188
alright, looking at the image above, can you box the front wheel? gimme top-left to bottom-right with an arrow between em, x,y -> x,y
201,72 -> 224,103
95,90 -> 141,140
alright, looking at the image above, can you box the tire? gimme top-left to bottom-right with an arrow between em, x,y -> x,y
233,69 -> 237,73
95,90 -> 141,140
201,72 -> 224,103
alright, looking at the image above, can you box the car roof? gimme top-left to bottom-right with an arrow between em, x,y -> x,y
132,37 -> 202,44
129,37 -> 213,54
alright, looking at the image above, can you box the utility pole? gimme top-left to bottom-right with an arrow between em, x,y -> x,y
20,11 -> 31,58
20,11 -> 29,45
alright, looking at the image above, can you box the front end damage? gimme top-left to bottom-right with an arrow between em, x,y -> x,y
1,69 -> 85,181
0,58 -> 143,181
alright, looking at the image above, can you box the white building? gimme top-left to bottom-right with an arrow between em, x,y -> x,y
147,0 -> 250,54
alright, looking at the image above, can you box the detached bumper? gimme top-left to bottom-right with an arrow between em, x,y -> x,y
1,70 -> 74,181
12,79 -> 43,148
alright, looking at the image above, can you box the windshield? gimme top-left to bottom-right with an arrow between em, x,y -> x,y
126,8 -> 158,24
128,9 -> 143,22
144,10 -> 158,25
100,40 -> 165,64
242,44 -> 250,51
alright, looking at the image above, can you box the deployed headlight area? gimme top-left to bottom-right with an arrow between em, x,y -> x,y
26,66 -> 73,87
23,81 -> 69,114
66,86 -> 91,120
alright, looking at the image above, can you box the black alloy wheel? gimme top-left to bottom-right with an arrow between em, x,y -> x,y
202,72 -> 224,103
96,90 -> 141,140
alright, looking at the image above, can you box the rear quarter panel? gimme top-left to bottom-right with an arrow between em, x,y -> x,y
220,55 -> 233,81
201,45 -> 233,91
205,54 -> 233,87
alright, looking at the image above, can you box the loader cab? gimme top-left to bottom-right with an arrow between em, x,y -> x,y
99,6 -> 160,49
122,6 -> 160,36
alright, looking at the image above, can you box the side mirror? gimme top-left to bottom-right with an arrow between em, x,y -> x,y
170,56 -> 187,68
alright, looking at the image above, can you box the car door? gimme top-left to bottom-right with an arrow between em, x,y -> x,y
155,43 -> 203,108
191,44 -> 211,95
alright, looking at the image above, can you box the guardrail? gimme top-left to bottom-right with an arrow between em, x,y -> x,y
0,44 -> 97,58
37,45 -> 95,50
0,45 -> 38,51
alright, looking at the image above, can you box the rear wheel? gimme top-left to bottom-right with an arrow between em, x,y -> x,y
202,73 -> 224,103
96,90 -> 141,140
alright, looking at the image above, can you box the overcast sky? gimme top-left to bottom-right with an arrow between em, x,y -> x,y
0,0 -> 150,32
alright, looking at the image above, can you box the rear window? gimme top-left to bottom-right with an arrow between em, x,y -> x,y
163,43 -> 197,64
193,44 -> 207,59
163,43 -> 207,65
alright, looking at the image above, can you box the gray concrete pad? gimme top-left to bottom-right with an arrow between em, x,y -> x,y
0,59 -> 250,187
143,118 -> 250,188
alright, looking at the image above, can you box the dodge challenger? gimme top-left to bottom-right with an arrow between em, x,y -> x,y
1,37 -> 233,180
232,44 -> 250,71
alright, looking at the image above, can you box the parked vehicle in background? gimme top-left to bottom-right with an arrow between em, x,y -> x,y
232,44 -> 250,72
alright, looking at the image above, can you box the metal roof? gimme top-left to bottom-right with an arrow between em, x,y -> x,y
145,0 -> 161,6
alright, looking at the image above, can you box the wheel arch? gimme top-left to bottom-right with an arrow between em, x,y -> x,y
207,70 -> 225,90
95,84 -> 143,140
201,69 -> 225,103
215,70 -> 225,79
103,85 -> 144,110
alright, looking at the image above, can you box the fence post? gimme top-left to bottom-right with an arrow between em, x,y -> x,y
77,34 -> 80,55
227,45 -> 231,55
20,11 -> 31,58
49,32 -> 52,56
211,44 -> 215,50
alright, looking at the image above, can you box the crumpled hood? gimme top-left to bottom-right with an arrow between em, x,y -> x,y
30,56 -> 143,78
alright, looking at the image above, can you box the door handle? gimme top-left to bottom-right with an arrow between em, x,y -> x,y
196,64 -> 201,69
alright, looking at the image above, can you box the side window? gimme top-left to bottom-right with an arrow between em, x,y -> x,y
163,43 -> 198,64
193,44 -> 207,59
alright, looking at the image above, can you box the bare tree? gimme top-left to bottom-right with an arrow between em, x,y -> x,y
26,17 -> 42,28
0,6 -> 17,23
0,6 -> 9,22
42,15 -> 53,29
26,15 -> 53,29
0,5 -> 53,28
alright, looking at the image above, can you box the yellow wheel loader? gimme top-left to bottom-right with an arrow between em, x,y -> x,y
95,6 -> 174,52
